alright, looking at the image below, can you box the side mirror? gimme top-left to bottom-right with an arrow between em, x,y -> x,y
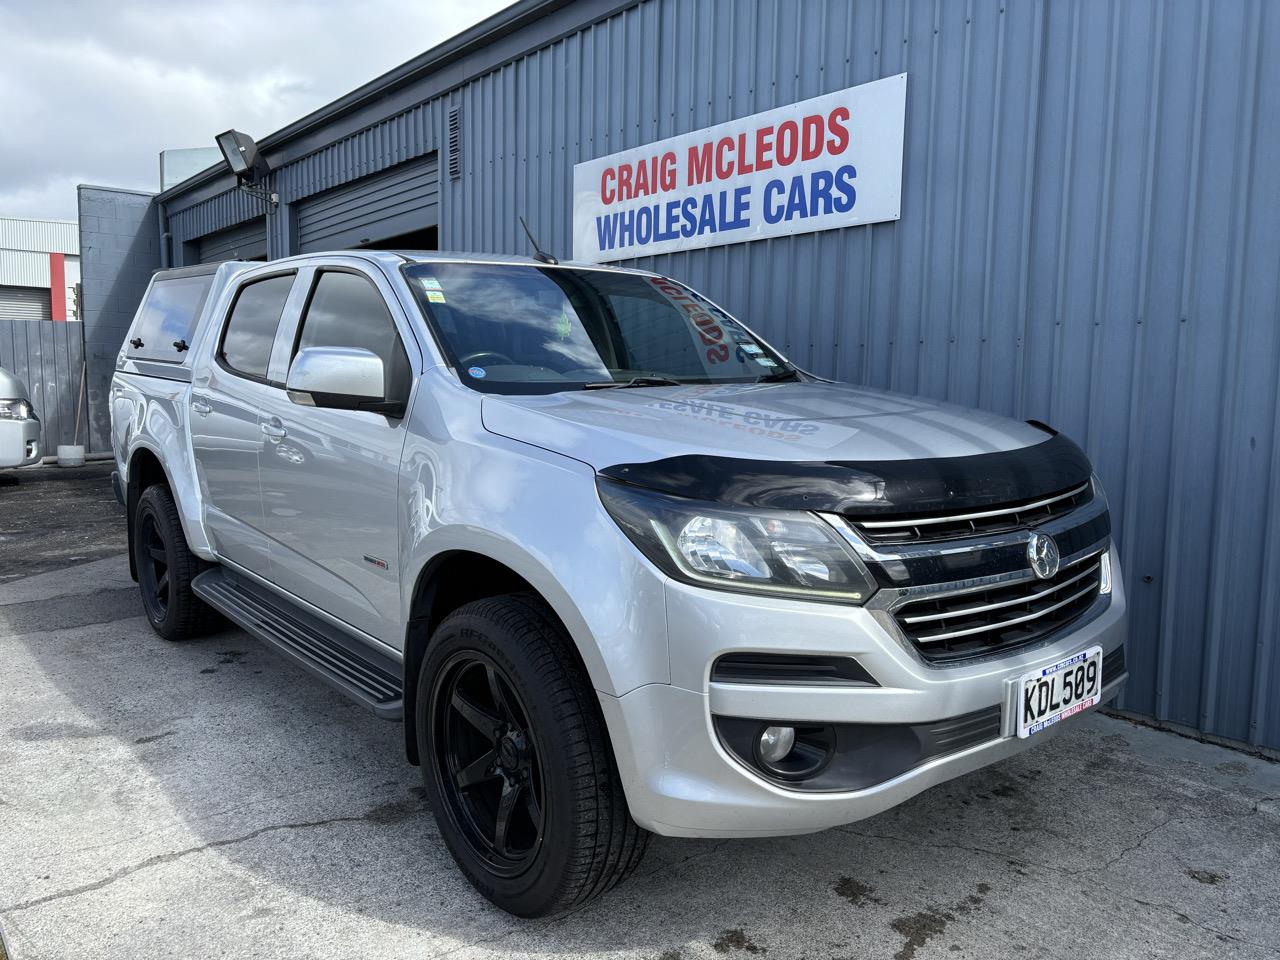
286,346 -> 404,417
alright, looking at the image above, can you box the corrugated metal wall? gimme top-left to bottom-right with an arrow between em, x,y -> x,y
0,218 -> 78,255
0,319 -> 87,451
296,155 -> 439,251
0,250 -> 54,289
0,287 -> 52,323
167,188 -> 266,249
197,218 -> 268,263
152,0 -> 1280,751
440,0 -> 1280,749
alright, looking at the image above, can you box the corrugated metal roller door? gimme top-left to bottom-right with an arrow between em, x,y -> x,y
197,218 -> 268,262
297,156 -> 439,252
0,285 -> 51,322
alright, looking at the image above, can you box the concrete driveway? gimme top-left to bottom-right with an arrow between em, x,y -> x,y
0,462 -> 125,582
0,479 -> 1277,960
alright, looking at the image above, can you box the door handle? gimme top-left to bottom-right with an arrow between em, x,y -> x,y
191,400 -> 212,417
260,422 -> 287,441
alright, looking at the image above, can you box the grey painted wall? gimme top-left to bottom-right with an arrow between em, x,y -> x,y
77,186 -> 159,452
143,0 -> 1280,751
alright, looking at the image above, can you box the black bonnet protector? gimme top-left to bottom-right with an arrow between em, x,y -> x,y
598,432 -> 1093,518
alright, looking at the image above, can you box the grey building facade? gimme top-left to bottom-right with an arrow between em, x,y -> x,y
80,0 -> 1280,753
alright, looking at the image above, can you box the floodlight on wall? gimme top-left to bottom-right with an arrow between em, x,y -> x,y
215,129 -> 277,207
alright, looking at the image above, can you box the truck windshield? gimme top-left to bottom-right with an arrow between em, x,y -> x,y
403,262 -> 792,394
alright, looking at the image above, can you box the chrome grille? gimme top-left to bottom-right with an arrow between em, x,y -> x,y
852,482 -> 1092,545
892,552 -> 1105,663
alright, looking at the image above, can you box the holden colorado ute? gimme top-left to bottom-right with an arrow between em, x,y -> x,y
110,251 -> 1127,916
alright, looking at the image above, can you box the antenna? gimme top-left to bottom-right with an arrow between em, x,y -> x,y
519,216 -> 559,265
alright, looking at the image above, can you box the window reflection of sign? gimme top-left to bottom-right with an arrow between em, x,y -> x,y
645,277 -> 742,368
629,385 -> 864,451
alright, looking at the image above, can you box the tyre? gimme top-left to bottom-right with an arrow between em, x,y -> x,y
418,594 -> 649,917
132,485 -> 211,641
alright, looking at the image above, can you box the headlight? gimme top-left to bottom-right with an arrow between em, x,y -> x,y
0,399 -> 33,420
1091,474 -> 1114,595
597,478 -> 878,603
1090,472 -> 1109,508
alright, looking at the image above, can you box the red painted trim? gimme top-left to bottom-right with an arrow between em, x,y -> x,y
48,253 -> 67,321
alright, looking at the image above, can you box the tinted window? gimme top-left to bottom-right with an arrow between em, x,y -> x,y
402,263 -> 790,394
611,295 -> 721,378
220,275 -> 295,380
295,271 -> 411,401
128,275 -> 214,362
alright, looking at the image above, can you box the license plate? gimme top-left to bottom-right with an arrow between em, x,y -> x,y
1017,645 -> 1103,738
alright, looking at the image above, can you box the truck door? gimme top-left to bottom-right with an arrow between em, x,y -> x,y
189,271 -> 299,574
255,266 -> 414,647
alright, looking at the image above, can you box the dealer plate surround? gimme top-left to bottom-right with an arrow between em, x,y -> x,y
1017,645 -> 1103,739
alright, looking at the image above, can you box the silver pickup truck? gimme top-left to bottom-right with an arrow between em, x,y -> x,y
110,251 -> 1127,916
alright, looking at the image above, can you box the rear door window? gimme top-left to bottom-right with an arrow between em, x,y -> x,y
127,275 -> 214,362
219,274 -> 296,381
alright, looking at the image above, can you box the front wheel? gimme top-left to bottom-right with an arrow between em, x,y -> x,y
418,594 -> 649,917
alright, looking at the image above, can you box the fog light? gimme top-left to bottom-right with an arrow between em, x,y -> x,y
758,725 -> 796,763
718,717 -> 836,782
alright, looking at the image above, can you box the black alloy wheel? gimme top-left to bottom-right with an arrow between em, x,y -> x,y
418,594 -> 649,916
131,484 -> 211,641
137,509 -> 172,624
432,652 -> 546,875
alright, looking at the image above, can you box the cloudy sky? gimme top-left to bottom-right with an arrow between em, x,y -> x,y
0,0 -> 513,221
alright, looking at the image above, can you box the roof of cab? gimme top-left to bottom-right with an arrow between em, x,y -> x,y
397,251 -> 658,275
151,261 -> 232,280
152,250 -> 659,280
265,249 -> 661,276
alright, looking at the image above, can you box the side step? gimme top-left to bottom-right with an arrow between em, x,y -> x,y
192,567 -> 404,719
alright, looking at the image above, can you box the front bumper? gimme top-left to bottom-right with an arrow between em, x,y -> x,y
601,544 -> 1128,837
0,418 -> 41,468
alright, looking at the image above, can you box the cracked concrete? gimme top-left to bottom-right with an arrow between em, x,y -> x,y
1,479 -> 1279,959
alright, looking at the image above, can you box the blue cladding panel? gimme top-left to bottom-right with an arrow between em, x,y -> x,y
197,218 -> 268,262
296,155 -> 439,252
158,0 -> 1280,750
168,188 -> 267,259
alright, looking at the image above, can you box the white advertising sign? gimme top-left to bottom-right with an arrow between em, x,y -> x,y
572,73 -> 907,263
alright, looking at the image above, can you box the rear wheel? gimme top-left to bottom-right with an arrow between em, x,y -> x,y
418,594 -> 649,916
133,485 -> 211,641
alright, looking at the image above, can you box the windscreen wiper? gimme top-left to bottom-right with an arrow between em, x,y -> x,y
756,367 -> 802,383
583,375 -> 684,390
